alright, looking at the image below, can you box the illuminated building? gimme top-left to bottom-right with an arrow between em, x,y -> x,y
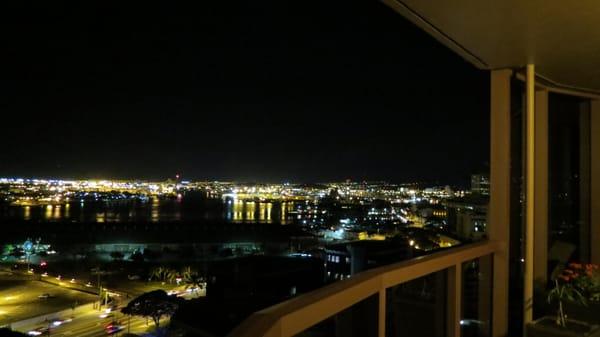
325,240 -> 413,281
444,196 -> 489,241
471,174 -> 490,196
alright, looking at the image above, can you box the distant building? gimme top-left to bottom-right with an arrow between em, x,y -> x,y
470,174 -> 490,196
443,196 -> 489,240
324,239 -> 412,281
417,205 -> 447,220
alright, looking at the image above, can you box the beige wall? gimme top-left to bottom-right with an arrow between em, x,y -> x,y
591,101 -> 600,264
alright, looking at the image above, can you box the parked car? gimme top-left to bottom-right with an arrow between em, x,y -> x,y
37,293 -> 54,299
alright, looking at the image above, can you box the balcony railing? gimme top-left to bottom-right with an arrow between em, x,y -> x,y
228,240 -> 499,337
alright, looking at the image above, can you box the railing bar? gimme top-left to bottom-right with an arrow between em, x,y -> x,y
228,241 -> 498,337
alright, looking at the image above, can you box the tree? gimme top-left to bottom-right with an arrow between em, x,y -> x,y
121,290 -> 179,329
149,267 -> 178,283
180,266 -> 193,281
9,247 -> 24,259
165,269 -> 178,284
2,244 -> 14,256
181,267 -> 205,293
149,267 -> 167,282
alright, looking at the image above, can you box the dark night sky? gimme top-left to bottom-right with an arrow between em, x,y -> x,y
1,1 -> 489,185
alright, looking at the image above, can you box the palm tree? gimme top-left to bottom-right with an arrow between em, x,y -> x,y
165,269 -> 178,284
149,267 -> 166,282
180,266 -> 193,280
183,271 -> 205,294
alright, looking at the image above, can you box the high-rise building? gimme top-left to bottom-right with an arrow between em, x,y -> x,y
471,174 -> 490,196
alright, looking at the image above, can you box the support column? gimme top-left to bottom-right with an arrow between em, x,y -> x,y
446,264 -> 462,337
524,64 -> 536,327
591,101 -> 600,264
489,69 -> 512,337
533,89 -> 548,285
579,101 -> 591,262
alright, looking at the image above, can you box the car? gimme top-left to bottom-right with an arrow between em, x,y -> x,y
27,327 -> 48,336
127,274 -> 140,280
105,322 -> 124,335
167,290 -> 181,296
50,318 -> 72,327
100,308 -> 115,319
38,293 -> 54,299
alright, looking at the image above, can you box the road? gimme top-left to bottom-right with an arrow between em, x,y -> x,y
17,308 -> 161,337
2,270 -> 201,336
0,279 -> 97,326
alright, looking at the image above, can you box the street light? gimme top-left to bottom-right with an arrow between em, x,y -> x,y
91,267 -> 108,310
23,239 -> 34,273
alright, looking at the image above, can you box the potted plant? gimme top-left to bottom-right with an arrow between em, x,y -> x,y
527,263 -> 600,337
563,263 -> 600,325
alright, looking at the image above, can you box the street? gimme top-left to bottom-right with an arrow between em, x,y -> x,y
17,307 -> 161,337
0,279 -> 97,326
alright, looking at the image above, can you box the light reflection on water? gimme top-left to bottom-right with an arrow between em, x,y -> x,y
1,197 -> 293,224
23,206 -> 30,221
227,199 -> 293,223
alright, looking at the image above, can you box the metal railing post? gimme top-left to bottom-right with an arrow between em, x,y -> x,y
446,264 -> 462,337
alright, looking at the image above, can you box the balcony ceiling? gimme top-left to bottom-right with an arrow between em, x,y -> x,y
384,0 -> 600,93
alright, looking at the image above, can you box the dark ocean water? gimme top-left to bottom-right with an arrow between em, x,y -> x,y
0,197 -> 296,224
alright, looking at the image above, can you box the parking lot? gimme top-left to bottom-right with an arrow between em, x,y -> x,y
0,280 -> 97,326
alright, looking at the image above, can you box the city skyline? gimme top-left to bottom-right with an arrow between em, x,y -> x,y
0,175 -> 480,187
1,0 -> 598,336
2,0 -> 489,185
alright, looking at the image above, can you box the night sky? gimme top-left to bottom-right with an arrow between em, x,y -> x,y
1,1 -> 489,185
